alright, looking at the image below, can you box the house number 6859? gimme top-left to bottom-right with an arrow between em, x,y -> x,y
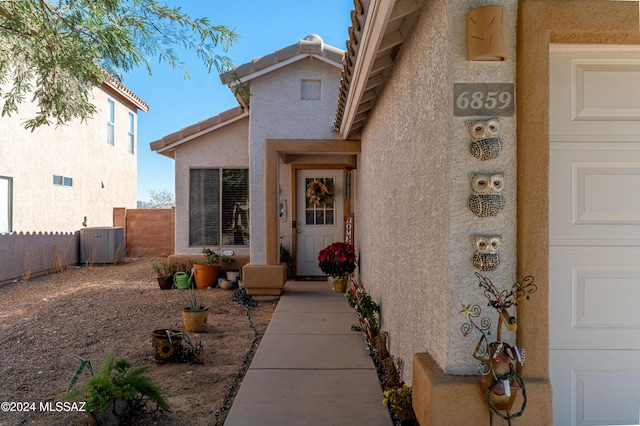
456,91 -> 512,110
453,83 -> 515,117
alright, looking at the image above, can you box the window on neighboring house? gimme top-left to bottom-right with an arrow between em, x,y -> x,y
189,168 -> 249,246
128,112 -> 135,154
53,175 -> 73,187
107,99 -> 115,146
0,176 -> 12,233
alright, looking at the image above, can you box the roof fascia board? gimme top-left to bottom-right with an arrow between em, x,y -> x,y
156,110 -> 249,154
339,0 -> 396,137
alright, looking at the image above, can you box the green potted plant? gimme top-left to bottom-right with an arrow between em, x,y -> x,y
280,243 -> 293,278
318,242 -> 356,292
193,248 -> 230,288
65,348 -> 169,426
152,259 -> 173,290
182,285 -> 208,332
382,384 -> 417,425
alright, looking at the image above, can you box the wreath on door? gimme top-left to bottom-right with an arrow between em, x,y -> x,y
306,179 -> 334,207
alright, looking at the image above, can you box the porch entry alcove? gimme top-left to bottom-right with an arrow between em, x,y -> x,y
242,139 -> 360,295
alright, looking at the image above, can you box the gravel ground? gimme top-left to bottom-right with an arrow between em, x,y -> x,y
0,257 -> 277,426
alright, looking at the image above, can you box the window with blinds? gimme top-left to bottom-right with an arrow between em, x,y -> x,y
189,168 -> 249,246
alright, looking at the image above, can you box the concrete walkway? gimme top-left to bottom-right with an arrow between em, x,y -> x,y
224,281 -> 393,426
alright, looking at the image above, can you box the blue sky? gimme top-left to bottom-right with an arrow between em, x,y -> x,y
124,1 -> 353,202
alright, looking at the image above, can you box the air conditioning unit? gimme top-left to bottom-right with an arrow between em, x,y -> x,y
80,227 -> 125,264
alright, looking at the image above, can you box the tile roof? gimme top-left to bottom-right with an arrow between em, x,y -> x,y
335,0 -> 424,139
220,34 -> 345,108
102,71 -> 149,112
149,106 -> 248,158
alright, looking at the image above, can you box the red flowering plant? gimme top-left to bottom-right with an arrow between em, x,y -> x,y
317,242 -> 356,279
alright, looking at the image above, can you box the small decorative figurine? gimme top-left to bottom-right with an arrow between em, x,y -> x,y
471,235 -> 501,271
466,118 -> 502,161
468,173 -> 505,217
460,272 -> 537,423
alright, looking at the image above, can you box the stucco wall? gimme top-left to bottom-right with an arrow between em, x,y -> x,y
174,116 -> 250,256
248,58 -> 343,264
357,0 -> 517,381
2,86 -> 139,233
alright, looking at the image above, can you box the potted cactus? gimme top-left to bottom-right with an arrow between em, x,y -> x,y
182,285 -> 208,332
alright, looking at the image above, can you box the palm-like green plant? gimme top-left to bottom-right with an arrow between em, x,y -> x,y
66,348 -> 169,414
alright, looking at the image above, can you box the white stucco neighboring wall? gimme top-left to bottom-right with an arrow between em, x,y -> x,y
173,116 -> 250,256
248,58 -> 343,264
2,86 -> 140,233
356,0 -> 517,381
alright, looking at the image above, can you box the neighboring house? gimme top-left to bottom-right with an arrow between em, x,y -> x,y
1,75 -> 148,233
152,2 -> 640,424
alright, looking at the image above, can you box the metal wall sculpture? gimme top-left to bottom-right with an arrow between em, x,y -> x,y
460,273 -> 537,422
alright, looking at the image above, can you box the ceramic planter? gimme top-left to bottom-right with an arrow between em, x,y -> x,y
151,329 -> 183,363
157,276 -> 173,290
226,270 -> 241,281
332,277 -> 347,293
87,397 -> 129,426
182,308 -> 208,333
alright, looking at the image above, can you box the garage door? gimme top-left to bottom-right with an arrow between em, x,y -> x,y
549,45 -> 640,425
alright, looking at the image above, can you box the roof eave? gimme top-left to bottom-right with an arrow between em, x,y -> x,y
339,1 -> 396,139
150,107 -> 249,157
102,73 -> 149,112
335,0 -> 424,139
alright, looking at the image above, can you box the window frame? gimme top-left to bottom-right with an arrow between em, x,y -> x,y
53,175 -> 73,187
0,175 -> 12,233
189,168 -> 249,247
128,111 -> 135,154
107,98 -> 115,146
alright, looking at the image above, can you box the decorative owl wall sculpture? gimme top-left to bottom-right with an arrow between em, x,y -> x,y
468,173 -> 505,217
472,235 -> 502,271
466,118 -> 502,161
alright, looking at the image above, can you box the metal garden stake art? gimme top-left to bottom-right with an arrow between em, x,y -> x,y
459,273 -> 537,423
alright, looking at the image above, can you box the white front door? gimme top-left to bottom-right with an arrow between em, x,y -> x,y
549,45 -> 640,425
296,169 -> 344,276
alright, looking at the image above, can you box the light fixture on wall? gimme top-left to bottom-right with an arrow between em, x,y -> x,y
466,5 -> 508,61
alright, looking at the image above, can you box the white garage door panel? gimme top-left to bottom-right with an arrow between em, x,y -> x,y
549,145 -> 640,245
575,61 -> 640,121
550,350 -> 640,426
550,46 -> 640,425
550,246 -> 640,350
550,49 -> 640,138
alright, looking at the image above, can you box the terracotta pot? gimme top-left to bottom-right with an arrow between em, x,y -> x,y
182,308 -> 208,333
220,279 -> 234,290
193,264 -> 220,288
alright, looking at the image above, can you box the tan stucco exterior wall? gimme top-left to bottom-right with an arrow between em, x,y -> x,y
517,0 -> 640,381
248,58 -> 343,265
173,116 -> 250,256
2,86 -> 139,233
357,0 -> 518,382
